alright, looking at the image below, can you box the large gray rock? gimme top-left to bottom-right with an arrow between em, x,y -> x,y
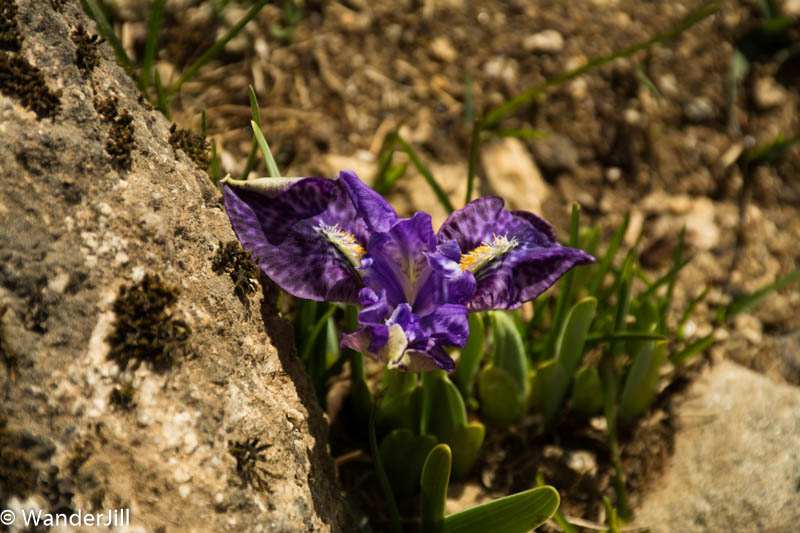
0,1 -> 352,531
633,361 -> 800,532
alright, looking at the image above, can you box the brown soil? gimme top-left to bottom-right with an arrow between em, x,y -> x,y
106,0 -> 799,529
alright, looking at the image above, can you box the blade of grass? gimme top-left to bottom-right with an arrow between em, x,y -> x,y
167,0 -> 270,96
251,120 -> 281,178
141,0 -> 166,95
201,109 -> 208,137
544,204 -> 581,358
241,86 -> 263,179
394,134 -> 454,213
480,2 -> 720,129
463,66 -> 475,124
154,69 -> 170,118
670,333 -> 714,366
300,304 -> 337,364
658,226 -> 686,334
716,266 -> 800,323
588,213 -> 630,296
209,140 -> 220,182
677,286 -> 710,335
80,0 -> 134,71
536,472 -> 577,533
465,122 -> 482,204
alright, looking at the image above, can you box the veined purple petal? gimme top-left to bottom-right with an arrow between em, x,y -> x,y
438,196 -> 595,311
223,178 -> 370,302
362,212 -> 438,307
339,170 -> 399,233
417,303 -> 470,348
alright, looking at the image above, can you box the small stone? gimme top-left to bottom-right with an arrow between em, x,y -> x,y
47,273 -> 70,294
753,76 -> 786,110
566,450 -> 597,473
733,314 -> 763,345
179,484 -> 191,498
605,167 -> 622,182
173,464 -> 192,484
429,36 -> 457,63
658,74 -> 678,97
529,133 -> 578,173
523,29 -> 564,53
684,97 -> 714,122
481,138 -> 550,213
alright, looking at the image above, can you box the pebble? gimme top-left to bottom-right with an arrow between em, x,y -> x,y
429,36 -> 457,63
523,29 -> 564,53
684,97 -> 714,122
753,76 -> 786,109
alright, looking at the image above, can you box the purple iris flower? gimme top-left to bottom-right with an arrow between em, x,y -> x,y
221,170 -> 593,372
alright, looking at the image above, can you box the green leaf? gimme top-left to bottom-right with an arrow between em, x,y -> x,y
555,297 -> 597,374
423,372 -> 468,441
380,429 -> 437,500
167,0 -> 270,96
588,212 -> 629,296
240,85 -> 263,180
141,0 -> 166,95
452,313 -> 485,398
479,2 -> 720,129
478,366 -> 525,426
670,333 -> 714,366
488,311 -> 529,397
544,204 -> 582,358
209,140 -> 220,182
251,120 -> 281,178
377,383 -> 422,434
569,366 -> 604,416
716,266 -> 800,323
370,392 -> 402,533
443,486 -> 560,533
619,340 -> 667,422
421,444 -> 452,533
394,134 -> 454,213
153,69 -> 170,118
534,297 -> 597,419
585,331 -> 666,345
448,423 -> 485,481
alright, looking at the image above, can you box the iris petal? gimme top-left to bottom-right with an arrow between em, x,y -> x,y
439,196 -> 595,311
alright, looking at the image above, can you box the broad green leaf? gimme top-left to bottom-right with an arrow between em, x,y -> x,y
370,391 -> 401,533
421,444 -> 452,533
448,422 -> 485,481
443,485 -> 560,533
489,311 -> 529,397
377,385 -> 422,434
555,297 -> 597,374
423,373 -> 468,442
532,359 -> 569,420
453,314 -> 486,398
478,366 -> 525,426
569,366 -> 603,416
619,340 -> 667,422
380,429 -> 437,500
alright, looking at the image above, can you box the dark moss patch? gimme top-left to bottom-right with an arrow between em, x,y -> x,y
109,381 -> 136,410
229,438 -> 272,492
0,304 -> 17,380
169,123 -> 210,170
0,415 -> 38,500
0,0 -> 22,51
40,466 -> 75,515
106,274 -> 191,372
212,240 -> 260,301
0,50 -> 61,118
71,25 -> 101,76
94,95 -> 135,170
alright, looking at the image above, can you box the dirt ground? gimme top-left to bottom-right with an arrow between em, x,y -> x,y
106,0 -> 799,528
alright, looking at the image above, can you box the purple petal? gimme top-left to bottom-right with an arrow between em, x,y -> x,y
398,346 -> 455,372
223,179 -> 369,303
438,196 -> 595,311
339,170 -> 399,233
418,303 -> 470,348
362,211 -> 438,307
